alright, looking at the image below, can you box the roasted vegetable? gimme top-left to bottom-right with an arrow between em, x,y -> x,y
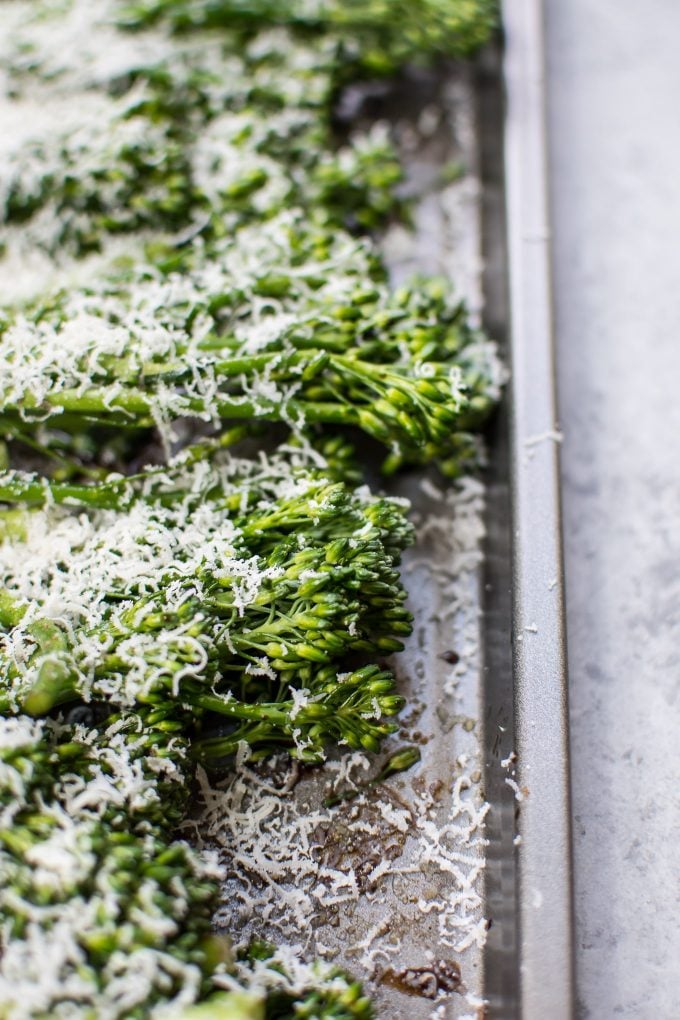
0,449 -> 412,761
0,218 -> 500,476
120,0 -> 497,74
0,715 -> 223,1019
0,0 -> 500,1015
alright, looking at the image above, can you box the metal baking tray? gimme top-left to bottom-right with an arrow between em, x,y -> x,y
200,3 -> 575,1017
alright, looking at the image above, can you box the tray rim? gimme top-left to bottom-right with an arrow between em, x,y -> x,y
501,1 -> 576,1017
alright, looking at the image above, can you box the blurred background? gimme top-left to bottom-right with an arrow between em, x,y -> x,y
545,1 -> 680,1016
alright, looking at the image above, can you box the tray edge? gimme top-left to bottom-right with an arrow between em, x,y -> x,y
502,1 -> 576,1017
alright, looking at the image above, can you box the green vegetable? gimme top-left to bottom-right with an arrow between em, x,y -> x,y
1,22 -> 402,254
0,715 -> 223,1018
0,451 -> 412,762
173,993 -> 265,1020
0,223 -> 500,476
119,0 -> 497,73
0,0 -> 500,1015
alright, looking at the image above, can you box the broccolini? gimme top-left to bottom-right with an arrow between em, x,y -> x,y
0,0 -> 500,1016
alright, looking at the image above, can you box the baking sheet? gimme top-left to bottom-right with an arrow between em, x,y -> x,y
0,3 -> 573,1015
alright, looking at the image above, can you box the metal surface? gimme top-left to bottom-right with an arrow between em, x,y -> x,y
476,43 -> 518,1020
502,1 -> 576,1018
